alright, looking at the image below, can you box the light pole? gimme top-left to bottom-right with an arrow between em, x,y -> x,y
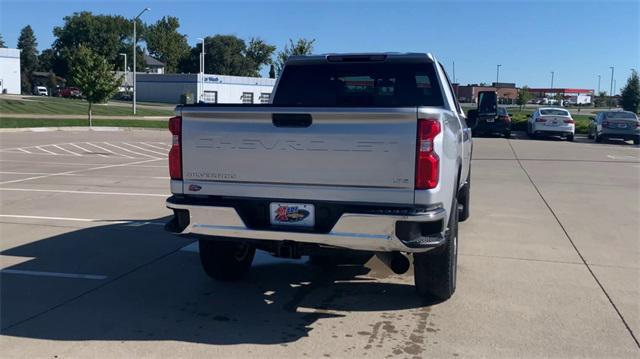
597,74 -> 601,93
119,53 -> 127,91
609,66 -> 614,108
133,7 -> 150,115
550,71 -> 554,89
197,37 -> 205,102
496,64 -> 501,86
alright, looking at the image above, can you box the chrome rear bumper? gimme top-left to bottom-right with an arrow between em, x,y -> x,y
166,199 -> 447,253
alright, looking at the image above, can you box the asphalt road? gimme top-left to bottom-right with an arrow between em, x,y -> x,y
0,129 -> 638,358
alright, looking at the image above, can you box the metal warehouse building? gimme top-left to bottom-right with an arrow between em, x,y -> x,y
136,73 -> 276,104
0,48 -> 21,95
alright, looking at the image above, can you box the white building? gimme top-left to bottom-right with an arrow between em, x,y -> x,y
0,48 -> 21,94
136,73 -> 276,104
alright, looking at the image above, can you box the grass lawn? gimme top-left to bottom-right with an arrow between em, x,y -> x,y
0,117 -> 167,129
0,96 -> 173,116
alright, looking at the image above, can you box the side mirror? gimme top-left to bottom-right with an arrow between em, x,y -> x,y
467,109 -> 478,128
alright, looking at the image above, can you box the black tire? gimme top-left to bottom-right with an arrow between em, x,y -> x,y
567,134 -> 575,142
310,251 -> 373,267
595,134 -> 603,143
634,137 -> 639,145
503,130 -> 511,139
458,172 -> 471,222
198,239 -> 255,281
587,131 -> 594,139
413,198 -> 458,301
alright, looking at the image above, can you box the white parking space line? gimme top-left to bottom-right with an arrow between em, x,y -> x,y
68,143 -> 108,158
0,188 -> 167,197
0,269 -> 107,280
122,142 -> 168,156
0,157 -> 161,185
52,144 -> 82,156
83,142 -> 133,159
102,142 -> 160,159
140,142 -> 170,151
35,146 -> 57,155
0,214 -> 166,225
16,148 -> 31,154
0,159 -> 167,167
0,171 -> 73,176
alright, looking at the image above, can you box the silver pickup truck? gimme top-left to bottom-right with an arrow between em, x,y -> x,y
166,53 -> 493,300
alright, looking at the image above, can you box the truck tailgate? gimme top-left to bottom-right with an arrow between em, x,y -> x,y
180,107 -> 418,204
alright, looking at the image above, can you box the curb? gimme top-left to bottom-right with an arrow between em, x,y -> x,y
0,126 -> 166,133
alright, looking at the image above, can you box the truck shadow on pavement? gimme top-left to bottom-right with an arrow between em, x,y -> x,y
1,218 -> 436,346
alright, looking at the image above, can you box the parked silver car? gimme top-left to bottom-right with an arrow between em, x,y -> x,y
588,111 -> 640,145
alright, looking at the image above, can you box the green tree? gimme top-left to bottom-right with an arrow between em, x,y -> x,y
516,86 -> 532,110
594,91 -> 607,107
17,25 -> 39,94
275,38 -> 315,76
70,45 -> 121,126
145,16 -> 190,73
0,33 -> 6,48
620,70 -> 640,113
245,38 -> 276,76
180,35 -> 274,76
37,49 -> 55,72
53,12 -> 143,77
46,73 -> 58,95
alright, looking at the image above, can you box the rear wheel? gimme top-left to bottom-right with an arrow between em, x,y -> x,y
634,137 -> 639,145
199,239 -> 255,281
503,130 -> 511,139
567,134 -> 575,142
595,134 -> 603,143
587,130 -> 594,139
413,198 -> 458,301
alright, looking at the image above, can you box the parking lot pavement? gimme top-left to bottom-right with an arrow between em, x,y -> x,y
0,130 -> 638,358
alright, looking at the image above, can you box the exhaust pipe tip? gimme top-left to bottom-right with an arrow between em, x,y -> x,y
375,252 -> 410,275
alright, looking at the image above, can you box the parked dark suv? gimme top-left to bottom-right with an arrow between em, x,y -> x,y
467,93 -> 512,138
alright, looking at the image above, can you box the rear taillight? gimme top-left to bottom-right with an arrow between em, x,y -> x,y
564,119 -> 575,124
499,116 -> 511,122
535,118 -> 546,122
415,118 -> 440,190
168,116 -> 182,180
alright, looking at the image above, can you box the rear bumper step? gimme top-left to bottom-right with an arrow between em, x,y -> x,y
165,197 -> 447,253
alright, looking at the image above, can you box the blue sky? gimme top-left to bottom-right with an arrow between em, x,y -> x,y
1,0 -> 638,91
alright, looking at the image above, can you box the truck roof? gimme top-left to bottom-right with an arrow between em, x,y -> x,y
286,52 -> 435,65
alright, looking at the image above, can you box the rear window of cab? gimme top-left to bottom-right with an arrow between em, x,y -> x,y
273,62 -> 444,107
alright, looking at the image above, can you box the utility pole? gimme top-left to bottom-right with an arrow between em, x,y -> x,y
198,37 -> 205,102
452,61 -> 456,84
119,53 -> 127,91
496,64 -> 501,86
132,7 -> 150,115
597,74 -> 601,93
609,66 -> 615,108
550,71 -> 554,89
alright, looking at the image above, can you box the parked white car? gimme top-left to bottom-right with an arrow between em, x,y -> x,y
527,107 -> 575,141
33,86 -> 48,96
